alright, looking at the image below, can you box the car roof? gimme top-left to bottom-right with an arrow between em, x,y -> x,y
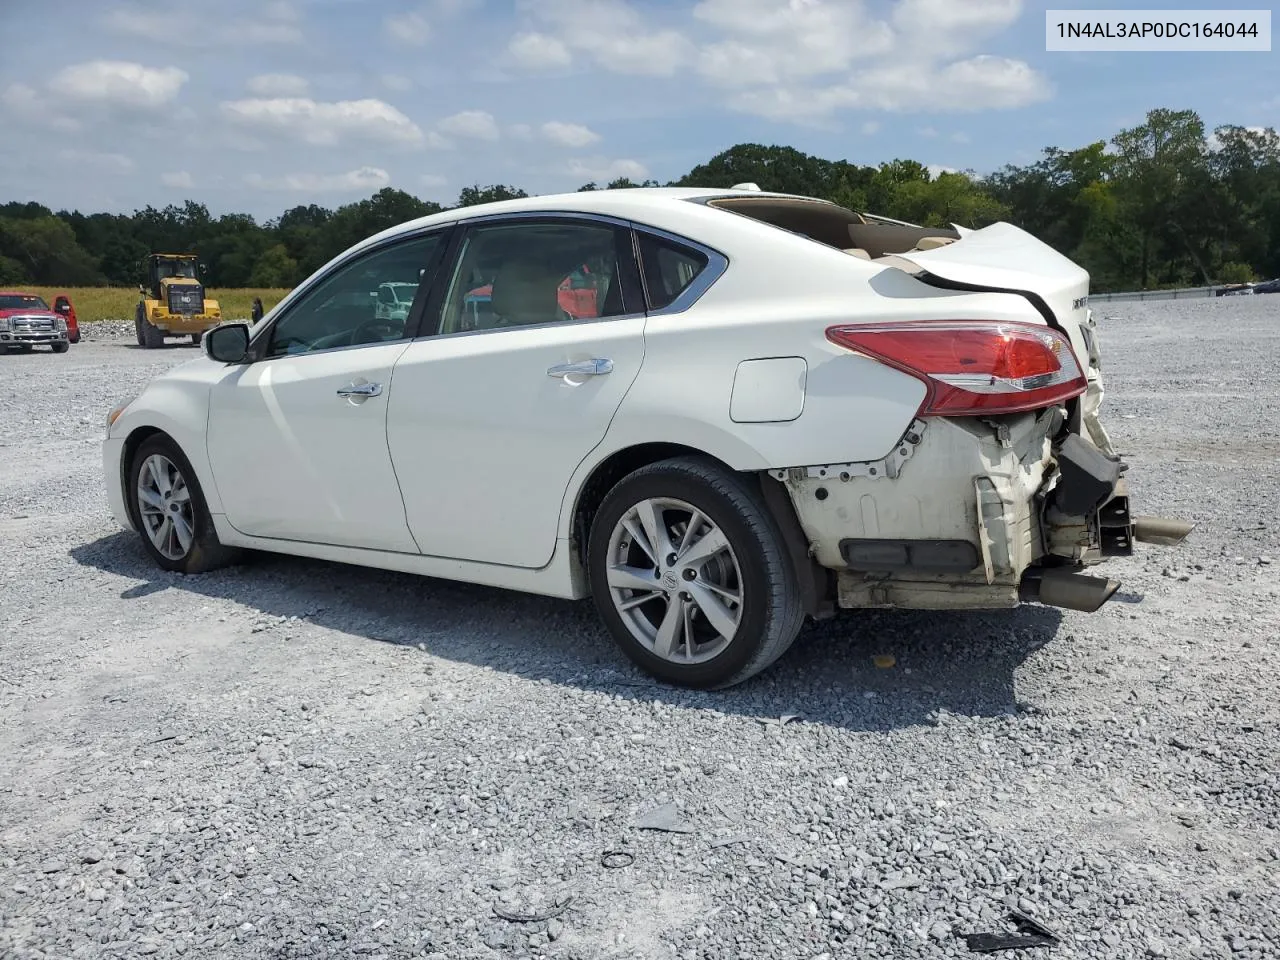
0,290 -> 42,296
354,186 -> 834,251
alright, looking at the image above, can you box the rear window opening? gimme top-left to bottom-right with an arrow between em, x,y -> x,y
704,196 -> 960,262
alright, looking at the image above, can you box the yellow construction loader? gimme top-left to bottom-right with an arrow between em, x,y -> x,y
135,254 -> 222,349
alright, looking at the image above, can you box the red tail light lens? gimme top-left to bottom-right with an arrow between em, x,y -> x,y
826,320 -> 1087,416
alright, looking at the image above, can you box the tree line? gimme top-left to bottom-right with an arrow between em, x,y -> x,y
1,108 -> 1276,293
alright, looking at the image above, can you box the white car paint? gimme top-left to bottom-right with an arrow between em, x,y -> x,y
205,341 -> 419,553
103,186 -> 1148,612
729,357 -> 808,423
386,315 -> 647,569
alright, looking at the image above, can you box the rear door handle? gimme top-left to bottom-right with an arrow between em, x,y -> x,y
336,382 -> 382,397
547,359 -> 613,378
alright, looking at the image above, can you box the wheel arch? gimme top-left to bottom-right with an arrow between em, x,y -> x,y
567,441 -> 832,618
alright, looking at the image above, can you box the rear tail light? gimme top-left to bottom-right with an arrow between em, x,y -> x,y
826,320 -> 1087,416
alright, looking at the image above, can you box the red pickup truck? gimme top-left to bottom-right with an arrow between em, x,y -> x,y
0,291 -> 77,352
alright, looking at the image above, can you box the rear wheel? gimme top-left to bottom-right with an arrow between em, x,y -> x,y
129,434 -> 239,574
587,456 -> 804,689
190,332 -> 202,346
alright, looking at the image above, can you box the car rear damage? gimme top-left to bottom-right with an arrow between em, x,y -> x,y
752,216 -> 1193,617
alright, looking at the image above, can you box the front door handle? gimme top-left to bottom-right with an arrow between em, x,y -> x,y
547,359 -> 613,378
336,382 -> 382,398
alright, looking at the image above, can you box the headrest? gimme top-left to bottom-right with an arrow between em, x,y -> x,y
490,259 -> 563,326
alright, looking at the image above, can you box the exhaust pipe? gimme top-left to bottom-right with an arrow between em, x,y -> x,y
1020,569 -> 1121,613
1132,516 -> 1195,546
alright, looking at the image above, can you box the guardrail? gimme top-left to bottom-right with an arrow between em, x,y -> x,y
1090,285 -> 1221,303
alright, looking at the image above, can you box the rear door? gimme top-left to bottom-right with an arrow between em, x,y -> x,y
387,215 -> 647,568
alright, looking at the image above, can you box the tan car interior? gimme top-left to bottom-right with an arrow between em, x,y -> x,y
706,196 -> 959,268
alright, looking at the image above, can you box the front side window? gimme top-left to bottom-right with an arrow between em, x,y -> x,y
266,233 -> 442,357
636,232 -> 710,310
436,220 -> 629,335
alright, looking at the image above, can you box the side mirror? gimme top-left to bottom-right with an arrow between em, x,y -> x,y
204,322 -> 250,364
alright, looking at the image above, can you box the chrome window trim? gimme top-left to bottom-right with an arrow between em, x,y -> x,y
246,223 -> 457,360
413,310 -> 648,343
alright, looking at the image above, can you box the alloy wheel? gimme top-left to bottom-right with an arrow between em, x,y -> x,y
604,497 -> 744,664
136,454 -> 195,561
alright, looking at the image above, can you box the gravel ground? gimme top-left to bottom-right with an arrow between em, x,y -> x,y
1,299 -> 1278,960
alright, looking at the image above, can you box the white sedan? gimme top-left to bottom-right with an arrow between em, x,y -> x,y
103,186 -> 1192,688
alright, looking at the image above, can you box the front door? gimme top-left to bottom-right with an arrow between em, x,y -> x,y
205,230 -> 447,552
387,216 -> 647,568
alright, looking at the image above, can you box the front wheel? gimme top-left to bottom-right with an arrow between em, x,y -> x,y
587,457 -> 804,689
129,435 -> 239,573
51,342 -> 69,354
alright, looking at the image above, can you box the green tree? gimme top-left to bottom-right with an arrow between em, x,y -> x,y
456,184 -> 529,207
248,243 -> 298,287
0,216 -> 102,285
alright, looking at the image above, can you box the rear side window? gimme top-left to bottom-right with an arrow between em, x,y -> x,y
636,232 -> 710,310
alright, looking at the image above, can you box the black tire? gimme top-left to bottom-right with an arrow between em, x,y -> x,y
135,303 -> 145,346
51,342 -> 69,353
70,332 -> 80,344
190,332 -> 202,346
137,303 -> 164,349
587,456 -> 804,689
128,434 -> 240,574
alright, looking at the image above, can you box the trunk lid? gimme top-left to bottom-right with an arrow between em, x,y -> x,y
892,221 -> 1099,373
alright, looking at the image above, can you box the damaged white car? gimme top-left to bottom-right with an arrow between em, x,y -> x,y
102,186 -> 1192,688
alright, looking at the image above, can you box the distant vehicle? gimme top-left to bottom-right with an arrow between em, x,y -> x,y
0,291 -> 70,353
51,293 -> 80,343
374,281 -> 420,322
104,186 -> 1194,689
1252,278 -> 1280,294
1216,283 -> 1256,296
136,253 -> 223,348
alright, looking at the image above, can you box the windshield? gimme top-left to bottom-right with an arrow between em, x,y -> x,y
157,260 -> 198,280
0,294 -> 50,311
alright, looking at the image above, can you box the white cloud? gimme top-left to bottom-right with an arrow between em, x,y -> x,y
437,110 -> 499,140
861,120 -> 881,135
425,131 -> 455,149
385,11 -> 431,45
420,173 -> 448,187
382,74 -> 413,91
508,123 -> 534,140
918,126 -> 939,138
927,163 -> 960,178
246,166 -> 391,192
58,150 -> 135,173
49,61 -> 188,110
514,0 -> 695,76
951,131 -> 972,144
162,171 -> 195,189
246,73 -> 310,97
724,55 -> 1050,121
508,32 -> 572,69
694,0 -> 892,86
568,157 -> 650,182
220,97 -> 425,146
683,0 -> 1046,123
541,121 -> 600,148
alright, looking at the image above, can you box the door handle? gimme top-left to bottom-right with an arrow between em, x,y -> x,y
336,382 -> 382,398
547,359 -> 613,378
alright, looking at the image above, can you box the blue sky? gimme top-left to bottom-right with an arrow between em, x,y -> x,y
0,0 -> 1275,218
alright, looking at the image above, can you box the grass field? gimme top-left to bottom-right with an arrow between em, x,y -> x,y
26,287 -> 292,323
